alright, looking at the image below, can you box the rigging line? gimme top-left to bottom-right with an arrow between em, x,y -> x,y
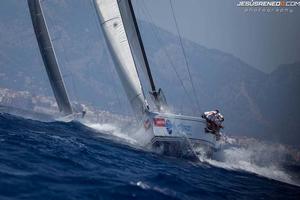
169,0 -> 202,113
26,6 -> 46,95
45,5 -> 79,104
108,63 -> 124,114
138,0 -> 195,111
88,0 -> 105,48
33,0 -> 62,98
58,28 -> 79,103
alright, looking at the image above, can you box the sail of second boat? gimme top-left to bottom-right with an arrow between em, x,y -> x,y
27,0 -> 73,116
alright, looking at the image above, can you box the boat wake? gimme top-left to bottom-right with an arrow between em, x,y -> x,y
83,120 -> 153,149
81,119 -> 300,186
84,122 -> 138,145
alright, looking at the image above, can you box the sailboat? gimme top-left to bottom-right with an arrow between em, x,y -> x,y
28,0 -> 87,122
92,0 -> 221,157
28,0 -> 73,117
27,0 -> 221,157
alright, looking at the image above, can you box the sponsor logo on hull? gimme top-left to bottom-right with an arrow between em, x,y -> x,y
153,118 -> 166,127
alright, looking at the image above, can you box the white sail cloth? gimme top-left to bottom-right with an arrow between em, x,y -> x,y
28,0 -> 73,115
117,1 -> 155,92
93,0 -> 147,117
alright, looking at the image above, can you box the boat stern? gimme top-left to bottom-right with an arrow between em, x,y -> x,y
143,112 -> 220,158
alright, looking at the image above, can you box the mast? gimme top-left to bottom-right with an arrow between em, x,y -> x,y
127,0 -> 157,95
28,0 -> 73,115
117,0 -> 168,111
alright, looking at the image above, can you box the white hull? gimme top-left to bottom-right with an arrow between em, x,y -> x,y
144,112 -> 220,158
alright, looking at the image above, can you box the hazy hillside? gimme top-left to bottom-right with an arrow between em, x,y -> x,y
256,63 -> 300,144
0,1 -> 299,145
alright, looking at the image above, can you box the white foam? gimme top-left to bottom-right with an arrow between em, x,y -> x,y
81,116 -> 299,186
197,137 -> 299,186
132,181 -> 177,197
84,122 -> 139,145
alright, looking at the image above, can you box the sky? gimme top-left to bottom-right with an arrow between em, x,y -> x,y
0,0 -> 300,73
134,0 -> 300,73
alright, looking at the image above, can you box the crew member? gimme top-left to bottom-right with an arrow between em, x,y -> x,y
82,109 -> 86,118
201,109 -> 224,134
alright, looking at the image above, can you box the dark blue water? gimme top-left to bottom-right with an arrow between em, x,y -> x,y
0,113 -> 299,200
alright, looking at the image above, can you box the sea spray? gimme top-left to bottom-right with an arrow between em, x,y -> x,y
83,120 -> 154,149
80,114 -> 300,186
84,122 -> 138,145
200,136 -> 300,186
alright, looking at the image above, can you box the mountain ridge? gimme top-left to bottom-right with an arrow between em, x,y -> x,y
0,1 -> 299,145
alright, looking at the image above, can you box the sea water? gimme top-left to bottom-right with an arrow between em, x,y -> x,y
0,113 -> 299,199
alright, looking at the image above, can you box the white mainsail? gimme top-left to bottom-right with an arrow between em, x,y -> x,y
28,0 -> 73,115
93,0 -> 148,117
117,1 -> 156,93
117,0 -> 168,111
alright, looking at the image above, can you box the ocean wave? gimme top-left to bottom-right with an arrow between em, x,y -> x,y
1,113 -> 299,199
